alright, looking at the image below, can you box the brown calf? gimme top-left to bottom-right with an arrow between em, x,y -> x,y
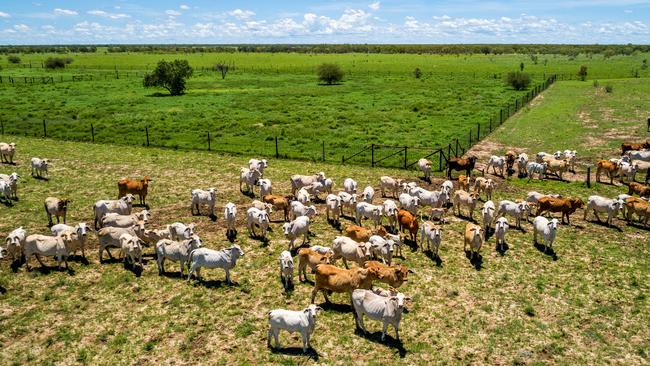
363,260 -> 412,289
118,176 -> 152,206
397,209 -> 418,243
536,196 -> 584,224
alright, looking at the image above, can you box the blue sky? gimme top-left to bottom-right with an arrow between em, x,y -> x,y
0,1 -> 649,44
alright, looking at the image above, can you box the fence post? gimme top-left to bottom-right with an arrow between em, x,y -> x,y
447,143 -> 451,161
43,119 -> 47,138
439,149 -> 443,171
371,144 -> 375,167
0,120 -> 3,135
275,137 -> 279,158
500,109 -> 503,123
489,118 -> 492,132
586,166 -> 591,188
207,131 -> 211,151
322,141 -> 325,161
477,123 -> 480,140
91,124 -> 94,143
468,130 -> 472,146
455,138 -> 459,156
145,126 -> 150,147
403,146 -> 407,169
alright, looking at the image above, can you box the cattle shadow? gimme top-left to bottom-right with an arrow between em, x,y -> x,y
240,189 -> 256,198
68,255 -> 90,265
146,92 -> 176,97
123,262 -> 144,277
626,222 -> 650,231
455,213 -> 478,224
226,230 -> 237,242
32,175 -> 49,181
496,242 -> 510,256
402,237 -> 418,253
159,271 -> 185,279
424,250 -> 443,267
269,346 -> 320,360
0,199 -> 14,207
327,219 -> 342,231
418,176 -> 431,184
0,286 -> 6,294
464,251 -> 483,270
587,219 -> 623,232
10,259 -> 23,273
354,328 -> 407,358
318,301 -> 353,314
191,278 -> 240,289
280,276 -> 295,293
132,203 -> 150,210
28,265 -> 76,276
534,243 -> 558,261
0,161 -> 17,166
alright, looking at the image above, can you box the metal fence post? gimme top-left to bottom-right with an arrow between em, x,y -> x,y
91,124 -> 94,143
371,144 -> 375,167
145,126 -> 150,147
477,123 -> 480,140
403,146 -> 408,169
43,119 -> 47,138
275,137 -> 279,158
207,131 -> 211,151
439,150 -> 443,171
322,141 -> 325,161
586,166 -> 591,188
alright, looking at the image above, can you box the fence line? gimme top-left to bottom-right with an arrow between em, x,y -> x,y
0,75 -> 557,168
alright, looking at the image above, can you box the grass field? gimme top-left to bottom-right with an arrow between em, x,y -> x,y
0,52 -> 649,163
0,129 -> 648,364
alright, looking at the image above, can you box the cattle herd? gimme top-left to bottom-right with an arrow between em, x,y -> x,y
1,138 -> 649,354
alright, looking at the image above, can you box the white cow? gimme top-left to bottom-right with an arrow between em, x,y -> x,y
497,200 -> 530,229
246,207 -> 270,239
119,233 -> 143,267
290,172 -> 326,195
344,178 -> 358,194
102,210 -> 150,228
268,304 -> 322,353
0,172 -> 19,200
51,222 -> 89,259
362,186 -> 375,203
494,217 -> 509,247
355,202 -> 383,227
398,193 -> 419,215
626,150 -> 650,162
169,222 -> 196,241
486,155 -> 506,176
419,221 -> 441,255
418,158 -> 432,181
283,216 -> 310,250
584,195 -> 624,226
323,178 -> 334,195
156,235 -> 202,275
31,157 -> 49,178
187,244 -> 245,284
97,225 -> 143,263
331,236 -> 371,268
481,200 -> 496,236
517,153 -> 529,176
248,158 -> 268,176
533,216 -> 559,253
4,227 -> 26,262
191,188 -> 217,216
338,192 -> 357,216
326,194 -> 342,224
0,142 -> 16,164
352,289 -> 409,341
382,199 -> 399,232
290,201 -> 318,220
257,178 -> 273,197
279,250 -> 294,290
239,167 -> 262,194
526,162 -> 547,181
23,232 -> 76,270
368,235 -> 394,265
297,187 -> 311,204
380,176 -> 402,198
224,203 -> 237,237
93,194 -> 135,229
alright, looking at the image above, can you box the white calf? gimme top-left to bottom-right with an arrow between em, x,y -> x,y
224,202 -> 237,237
246,207 -> 270,239
188,244 -> 245,284
533,216 -> 559,253
268,304 -> 322,353
497,200 -> 530,228
326,194 -> 342,224
31,157 -> 49,178
191,188 -> 217,216
355,202 -> 383,227
362,186 -> 375,203
257,178 -> 273,197
338,192 -> 357,217
290,200 -> 317,220
343,178 -> 358,194
352,289 -> 409,341
584,195 -> 624,226
279,250 -> 294,290
419,221 -> 441,255
494,217 -> 509,247
156,235 -> 202,275
380,176 -> 402,198
283,216 -> 311,250
486,155 -> 506,176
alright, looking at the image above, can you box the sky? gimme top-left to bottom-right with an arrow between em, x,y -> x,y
0,1 -> 649,44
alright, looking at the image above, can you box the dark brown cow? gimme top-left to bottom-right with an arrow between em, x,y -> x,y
536,196 -> 584,224
447,156 -> 478,179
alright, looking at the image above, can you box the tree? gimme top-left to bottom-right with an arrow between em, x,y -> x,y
578,65 -> 588,81
143,59 -> 193,96
520,62 -> 525,71
214,62 -> 234,80
7,55 -> 21,64
317,63 -> 344,85
413,67 -> 422,79
44,57 -> 72,69
506,71 -> 531,90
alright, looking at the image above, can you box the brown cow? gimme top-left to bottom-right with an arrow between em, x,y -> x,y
297,248 -> 331,282
624,198 -> 650,226
118,176 -> 152,206
621,142 -> 648,155
536,196 -> 584,224
344,224 -> 387,243
262,194 -> 290,222
458,175 -> 471,192
628,182 -> 650,197
363,261 -> 412,289
447,156 -> 478,179
596,160 -> 618,184
397,209 -> 418,243
310,264 -> 379,304
505,150 -> 516,176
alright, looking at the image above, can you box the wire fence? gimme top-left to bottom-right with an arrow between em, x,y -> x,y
0,75 -> 557,168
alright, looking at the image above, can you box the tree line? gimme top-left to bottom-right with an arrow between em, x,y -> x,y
1,44 -> 649,56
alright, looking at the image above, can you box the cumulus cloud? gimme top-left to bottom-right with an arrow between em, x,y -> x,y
166,10 -> 182,16
369,2 -> 381,11
14,24 -> 30,32
180,5 -> 190,10
0,11 -> 10,18
229,9 -> 255,19
54,8 -> 78,16
88,10 -> 130,20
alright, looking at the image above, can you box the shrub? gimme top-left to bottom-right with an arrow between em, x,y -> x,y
143,59 -> 193,96
7,55 -> 21,64
592,80 -> 599,88
44,57 -> 72,69
520,62 -> 524,71
317,63 -> 344,85
605,84 -> 613,93
413,67 -> 422,79
578,65 -> 588,81
506,71 -> 531,90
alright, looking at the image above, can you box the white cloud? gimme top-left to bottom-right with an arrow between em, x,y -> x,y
14,24 -> 30,32
229,9 -> 255,19
369,2 -> 381,11
88,10 -> 130,20
0,11 -> 10,18
624,9 -> 633,13
180,5 -> 190,10
54,8 -> 78,16
166,10 -> 182,16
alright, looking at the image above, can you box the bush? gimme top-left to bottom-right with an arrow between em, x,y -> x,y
605,84 -> 613,93
578,65 -> 588,81
413,67 -> 422,79
44,57 -> 72,69
592,80 -> 599,88
7,55 -> 21,64
143,59 -> 193,96
317,63 -> 344,85
506,72 -> 531,90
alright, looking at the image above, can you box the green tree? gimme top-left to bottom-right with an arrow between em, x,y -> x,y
578,65 -> 588,81
7,55 -> 21,64
317,63 -> 344,85
520,62 -> 524,71
143,59 -> 193,96
506,72 -> 531,90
